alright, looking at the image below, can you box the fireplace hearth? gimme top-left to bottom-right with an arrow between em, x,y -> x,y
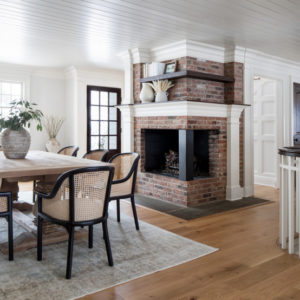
144,129 -> 215,180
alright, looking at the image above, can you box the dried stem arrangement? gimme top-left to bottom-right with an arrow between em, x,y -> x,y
43,115 -> 64,139
149,80 -> 174,93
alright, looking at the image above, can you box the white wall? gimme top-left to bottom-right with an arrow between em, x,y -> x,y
30,72 -> 66,150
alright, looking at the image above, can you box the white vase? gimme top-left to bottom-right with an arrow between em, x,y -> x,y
139,83 -> 154,103
46,138 -> 60,153
1,128 -> 31,159
155,91 -> 168,103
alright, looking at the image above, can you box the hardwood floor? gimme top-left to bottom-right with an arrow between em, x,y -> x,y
21,183 -> 297,299
75,185 -> 300,300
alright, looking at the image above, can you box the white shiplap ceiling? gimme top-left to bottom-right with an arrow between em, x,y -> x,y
0,0 -> 300,69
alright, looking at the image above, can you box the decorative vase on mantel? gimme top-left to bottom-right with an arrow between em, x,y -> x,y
155,91 -> 169,103
1,128 -> 31,159
139,83 -> 154,103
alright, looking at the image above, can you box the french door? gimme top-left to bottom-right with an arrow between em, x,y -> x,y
87,86 -> 121,158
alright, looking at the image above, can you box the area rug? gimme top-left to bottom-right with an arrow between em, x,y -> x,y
0,206 -> 217,300
134,194 -> 271,220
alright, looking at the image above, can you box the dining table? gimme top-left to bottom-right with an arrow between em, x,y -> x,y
0,150 -> 113,253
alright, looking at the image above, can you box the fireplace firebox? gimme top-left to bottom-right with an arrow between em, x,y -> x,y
144,129 -> 215,180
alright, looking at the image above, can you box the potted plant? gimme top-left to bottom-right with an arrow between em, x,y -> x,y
0,100 -> 43,159
43,115 -> 64,153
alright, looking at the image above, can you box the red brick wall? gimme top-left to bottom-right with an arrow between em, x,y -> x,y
133,57 -> 243,105
134,116 -> 227,206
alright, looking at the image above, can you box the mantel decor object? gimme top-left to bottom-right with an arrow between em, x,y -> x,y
149,80 -> 174,103
43,115 -> 64,152
139,83 -> 154,103
0,100 -> 43,159
164,60 -> 177,74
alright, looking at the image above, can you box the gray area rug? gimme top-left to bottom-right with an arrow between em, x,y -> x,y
0,206 -> 217,300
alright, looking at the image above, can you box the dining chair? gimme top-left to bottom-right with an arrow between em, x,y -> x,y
57,146 -> 79,157
35,166 -> 114,279
109,153 -> 140,230
32,145 -> 80,202
0,192 -> 13,261
82,149 -> 108,162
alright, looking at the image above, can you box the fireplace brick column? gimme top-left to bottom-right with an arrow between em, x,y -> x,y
226,105 -> 244,200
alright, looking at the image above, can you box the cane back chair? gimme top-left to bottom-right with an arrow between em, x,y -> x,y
35,166 -> 114,279
82,149 -> 108,162
0,192 -> 13,260
33,145 -> 80,203
57,146 -> 79,157
109,153 -> 140,230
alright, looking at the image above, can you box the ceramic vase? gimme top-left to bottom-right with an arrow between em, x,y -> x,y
139,83 -> 154,103
1,128 -> 31,159
46,137 -> 60,153
155,91 -> 168,103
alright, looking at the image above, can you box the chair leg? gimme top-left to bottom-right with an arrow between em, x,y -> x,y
32,180 -> 36,203
37,216 -> 43,261
102,222 -> 106,240
116,199 -> 120,222
130,196 -> 140,230
66,227 -> 75,279
88,225 -> 93,249
8,213 -> 13,261
102,220 -> 113,266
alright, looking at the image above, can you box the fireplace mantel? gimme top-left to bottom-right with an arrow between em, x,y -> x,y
117,100 -> 247,201
117,100 -> 247,118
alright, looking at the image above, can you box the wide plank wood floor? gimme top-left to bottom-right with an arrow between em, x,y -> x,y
21,184 -> 297,299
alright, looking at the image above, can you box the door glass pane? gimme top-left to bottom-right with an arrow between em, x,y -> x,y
100,121 -> 108,135
109,92 -> 117,106
91,136 -> 99,150
91,106 -> 99,120
100,92 -> 108,106
100,136 -> 108,149
109,136 -> 117,150
109,122 -> 117,135
91,91 -> 99,105
91,121 -> 99,135
109,107 -> 117,121
100,106 -> 108,120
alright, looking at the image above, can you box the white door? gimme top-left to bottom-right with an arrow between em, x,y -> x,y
253,77 -> 277,187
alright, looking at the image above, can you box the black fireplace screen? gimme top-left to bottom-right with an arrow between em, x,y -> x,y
144,129 -> 211,180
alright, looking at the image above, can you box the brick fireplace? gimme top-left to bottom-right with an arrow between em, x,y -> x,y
118,52 -> 246,207
135,115 -> 227,206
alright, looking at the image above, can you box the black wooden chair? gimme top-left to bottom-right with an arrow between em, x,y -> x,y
57,146 -> 79,157
83,149 -> 108,162
33,145 -> 80,203
109,153 -> 140,230
35,166 -> 114,279
0,192 -> 13,261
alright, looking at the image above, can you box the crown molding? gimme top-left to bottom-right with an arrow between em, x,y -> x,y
64,66 -> 77,80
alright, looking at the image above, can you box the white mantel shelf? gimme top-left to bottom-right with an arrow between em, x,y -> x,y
116,100 -> 249,118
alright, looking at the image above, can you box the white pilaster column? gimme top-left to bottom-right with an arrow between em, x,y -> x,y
118,105 -> 134,152
118,48 -> 151,152
226,105 -> 245,200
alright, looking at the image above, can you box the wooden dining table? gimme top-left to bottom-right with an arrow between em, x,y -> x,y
0,150 -> 113,253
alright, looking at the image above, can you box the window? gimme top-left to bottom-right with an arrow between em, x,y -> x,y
87,86 -> 121,156
0,81 -> 23,117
